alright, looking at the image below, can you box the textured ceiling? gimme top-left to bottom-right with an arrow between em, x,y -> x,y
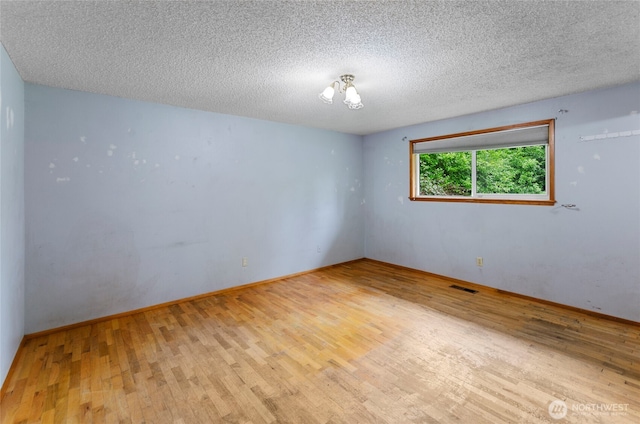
1,1 -> 639,135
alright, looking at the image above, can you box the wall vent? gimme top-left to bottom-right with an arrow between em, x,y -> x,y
449,285 -> 478,294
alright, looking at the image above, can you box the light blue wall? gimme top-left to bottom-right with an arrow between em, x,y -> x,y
17,74 -> 640,336
24,84 -> 364,333
363,82 -> 640,322
0,44 -> 25,386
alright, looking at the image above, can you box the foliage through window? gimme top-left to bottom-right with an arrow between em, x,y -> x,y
410,120 -> 555,205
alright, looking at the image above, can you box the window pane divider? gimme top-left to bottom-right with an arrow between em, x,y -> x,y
471,150 -> 477,197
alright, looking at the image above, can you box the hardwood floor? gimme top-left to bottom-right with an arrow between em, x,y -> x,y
1,259 -> 638,423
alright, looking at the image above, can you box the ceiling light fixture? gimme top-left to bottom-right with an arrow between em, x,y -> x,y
319,74 -> 364,110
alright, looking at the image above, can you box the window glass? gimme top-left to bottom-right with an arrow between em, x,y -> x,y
419,152 -> 471,196
476,145 -> 546,195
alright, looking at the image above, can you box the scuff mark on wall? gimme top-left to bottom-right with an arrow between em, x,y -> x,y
6,106 -> 14,129
80,136 -> 86,143
107,144 -> 117,156
580,128 -> 640,141
593,154 -> 601,160
577,166 -> 585,174
73,157 -> 79,162
56,177 -> 70,183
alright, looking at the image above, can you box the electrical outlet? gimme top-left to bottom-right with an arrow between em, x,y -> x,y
242,257 -> 248,267
476,257 -> 483,267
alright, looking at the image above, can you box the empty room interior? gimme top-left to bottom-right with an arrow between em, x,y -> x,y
1,1 -> 639,423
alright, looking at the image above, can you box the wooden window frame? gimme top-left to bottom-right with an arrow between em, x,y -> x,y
409,119 -> 556,206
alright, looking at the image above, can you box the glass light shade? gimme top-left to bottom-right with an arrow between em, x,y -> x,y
347,98 -> 364,109
344,86 -> 358,104
319,85 -> 335,104
344,88 -> 363,109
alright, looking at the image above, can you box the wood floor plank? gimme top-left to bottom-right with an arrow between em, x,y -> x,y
2,259 -> 639,423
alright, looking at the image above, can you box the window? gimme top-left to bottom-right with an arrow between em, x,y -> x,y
409,119 -> 555,205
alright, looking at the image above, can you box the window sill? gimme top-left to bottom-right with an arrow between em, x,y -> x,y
408,196 -> 556,206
